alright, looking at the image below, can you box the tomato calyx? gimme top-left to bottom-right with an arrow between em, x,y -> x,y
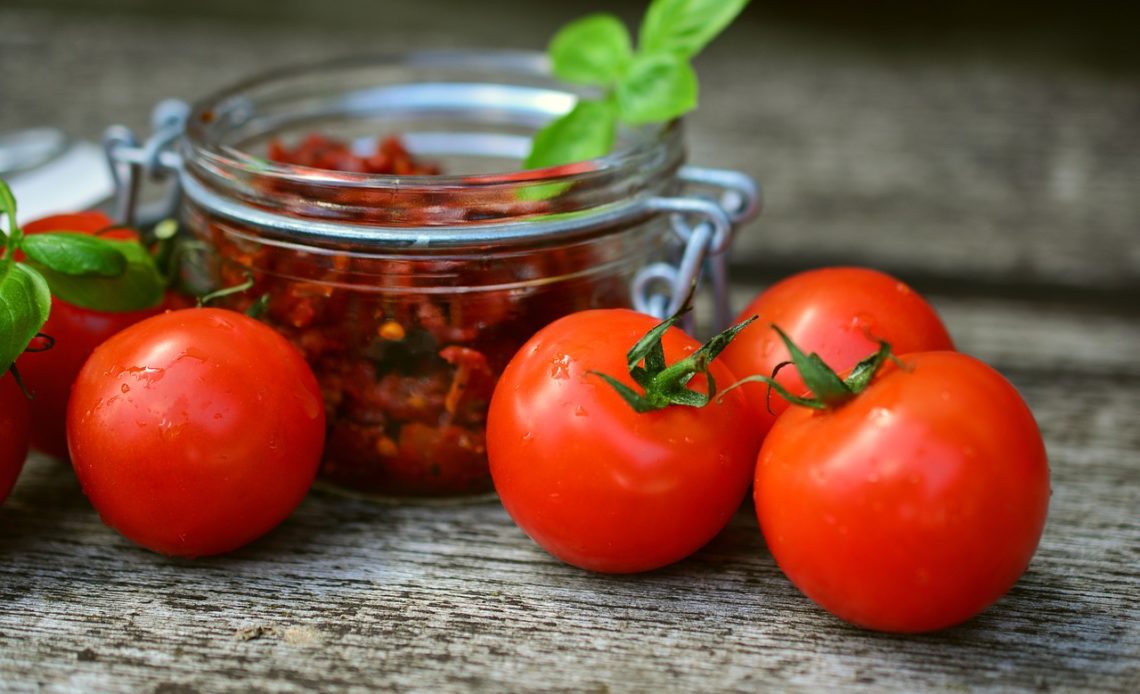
725,325 -> 897,412
591,309 -> 758,413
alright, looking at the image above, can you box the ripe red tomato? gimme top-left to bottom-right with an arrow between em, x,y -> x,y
719,267 -> 953,436
67,308 -> 326,557
0,375 -> 31,503
755,351 -> 1050,633
16,211 -> 162,458
487,309 -> 760,573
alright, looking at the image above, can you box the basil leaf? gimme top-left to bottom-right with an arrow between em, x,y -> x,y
524,99 -> 618,169
616,53 -> 697,124
0,262 -> 51,373
27,238 -> 164,312
21,232 -> 128,278
639,0 -> 751,59
550,13 -> 634,85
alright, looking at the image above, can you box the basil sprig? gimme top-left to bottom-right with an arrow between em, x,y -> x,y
0,178 -> 166,374
525,0 -> 750,169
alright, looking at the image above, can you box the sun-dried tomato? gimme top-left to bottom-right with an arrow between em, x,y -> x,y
199,133 -> 632,497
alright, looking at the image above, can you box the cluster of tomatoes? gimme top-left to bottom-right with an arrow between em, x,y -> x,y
486,267 -> 1051,633
1,209 -> 1050,633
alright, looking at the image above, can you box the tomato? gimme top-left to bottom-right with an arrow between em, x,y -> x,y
755,351 -> 1050,633
0,375 -> 31,503
719,267 -> 953,436
66,308 -> 326,557
487,309 -> 760,573
22,212 -> 116,237
16,211 -> 162,458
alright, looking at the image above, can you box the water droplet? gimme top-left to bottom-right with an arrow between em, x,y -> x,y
550,355 -> 571,380
868,407 -> 893,426
177,347 -> 210,363
850,312 -> 876,336
121,366 -> 165,387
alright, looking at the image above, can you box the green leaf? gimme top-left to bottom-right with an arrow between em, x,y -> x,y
718,373 -> 829,411
0,262 -> 51,373
689,315 -> 755,369
615,52 -> 697,125
639,0 -> 751,59
524,99 -> 618,169
550,13 -> 633,85
27,238 -> 164,312
771,325 -> 853,407
844,340 -> 893,393
664,385 -> 710,408
626,311 -> 683,371
589,371 -> 654,413
21,232 -> 128,277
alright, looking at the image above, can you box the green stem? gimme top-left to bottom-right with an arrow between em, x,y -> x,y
0,179 -> 21,263
591,308 -> 757,413
719,325 -> 896,411
196,275 -> 255,308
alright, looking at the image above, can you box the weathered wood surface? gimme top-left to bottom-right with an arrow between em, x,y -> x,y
2,295 -> 1138,692
2,2 -> 1138,692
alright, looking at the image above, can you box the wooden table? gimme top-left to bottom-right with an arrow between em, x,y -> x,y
2,2 -> 1138,691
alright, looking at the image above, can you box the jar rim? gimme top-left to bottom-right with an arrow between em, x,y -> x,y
179,50 -> 687,247
183,50 -> 680,190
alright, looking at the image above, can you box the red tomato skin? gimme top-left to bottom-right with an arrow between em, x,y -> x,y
0,376 -> 31,503
719,267 -> 954,436
17,211 -> 161,458
22,212 -> 115,236
488,309 -> 760,574
755,351 -> 1050,633
19,303 -> 161,458
67,308 -> 326,557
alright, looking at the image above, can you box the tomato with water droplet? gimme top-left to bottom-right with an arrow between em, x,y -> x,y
66,308 -> 326,557
487,309 -> 760,573
755,351 -> 1050,632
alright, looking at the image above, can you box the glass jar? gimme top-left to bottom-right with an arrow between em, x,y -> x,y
108,52 -> 758,500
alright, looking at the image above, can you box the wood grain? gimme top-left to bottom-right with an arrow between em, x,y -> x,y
2,291 -> 1137,693
1,3 -> 1138,692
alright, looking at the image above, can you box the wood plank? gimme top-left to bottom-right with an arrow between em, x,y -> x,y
1,319 -> 1137,693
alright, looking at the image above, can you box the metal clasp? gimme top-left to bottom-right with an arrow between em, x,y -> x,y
103,99 -> 189,226
631,165 -> 762,332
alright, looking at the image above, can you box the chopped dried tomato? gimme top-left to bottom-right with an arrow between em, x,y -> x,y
198,133 -> 631,497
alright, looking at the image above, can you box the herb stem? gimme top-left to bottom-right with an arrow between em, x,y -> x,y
0,179 -> 20,263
